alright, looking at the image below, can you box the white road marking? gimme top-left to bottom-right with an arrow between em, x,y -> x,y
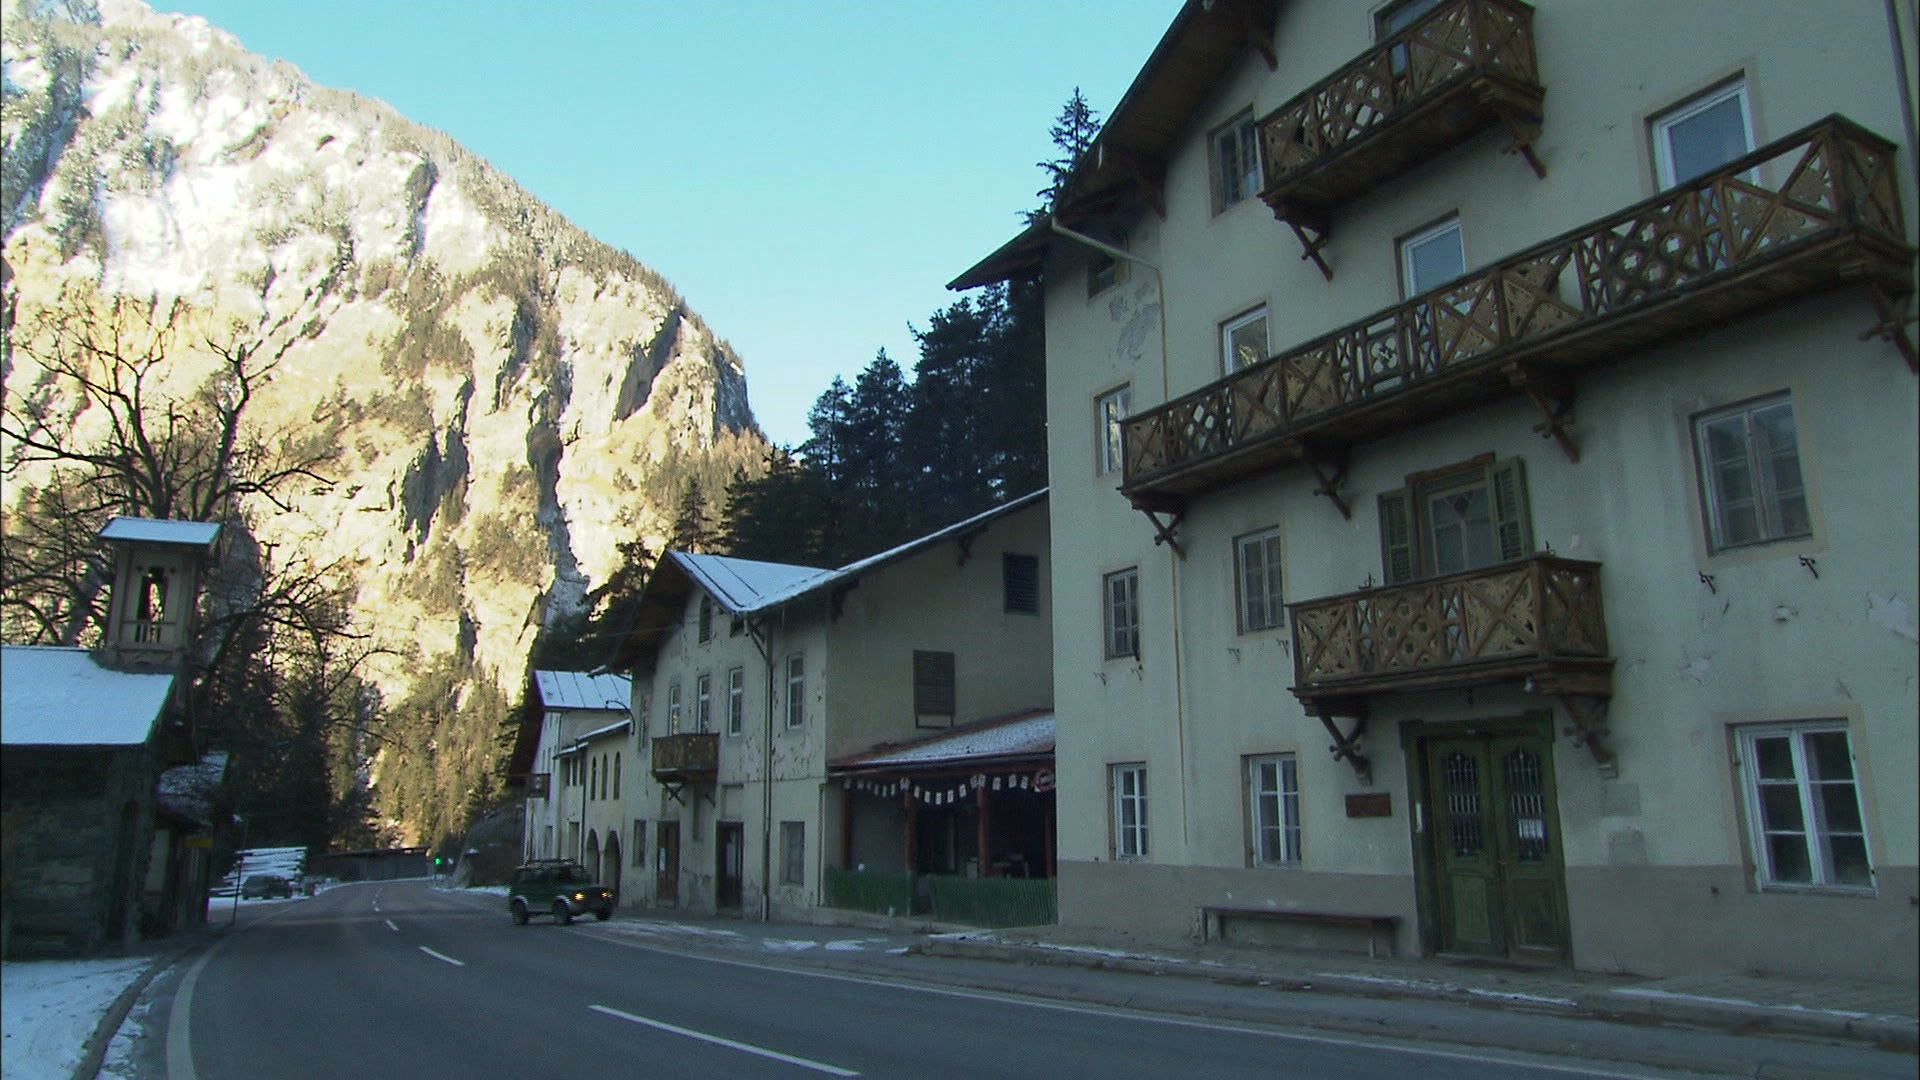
589,1004 -> 859,1076
419,946 -> 465,967
385,919 -> 399,932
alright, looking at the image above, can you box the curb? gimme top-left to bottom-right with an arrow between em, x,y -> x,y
72,936 -> 213,1080
914,938 -> 1920,1053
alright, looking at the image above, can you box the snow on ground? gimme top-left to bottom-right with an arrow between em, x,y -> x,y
1,956 -> 151,1080
98,991 -> 162,1080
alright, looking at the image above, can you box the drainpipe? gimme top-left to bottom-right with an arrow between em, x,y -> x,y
748,614 -> 775,922
1045,217 -> 1192,856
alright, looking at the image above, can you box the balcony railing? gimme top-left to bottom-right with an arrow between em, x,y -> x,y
1124,115 -> 1911,505
1289,555 -> 1610,709
651,732 -> 718,782
1258,0 -> 1543,229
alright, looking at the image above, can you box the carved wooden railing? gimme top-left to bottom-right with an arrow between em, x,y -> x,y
1258,0 -> 1543,236
1124,116 -> 1910,500
1289,556 -> 1607,703
651,732 -> 718,780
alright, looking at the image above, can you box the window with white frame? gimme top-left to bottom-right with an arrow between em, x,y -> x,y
1221,306 -> 1268,373
1096,385 -> 1131,475
781,821 -> 805,885
726,666 -> 744,736
1102,568 -> 1140,660
1652,80 -> 1754,189
1235,528 -> 1285,633
696,673 -> 712,732
1247,753 -> 1302,866
1693,394 -> 1809,552
667,683 -> 682,734
1111,764 -> 1148,860
1211,110 -> 1262,212
1736,722 -> 1872,890
785,653 -> 805,728
1399,216 -> 1465,297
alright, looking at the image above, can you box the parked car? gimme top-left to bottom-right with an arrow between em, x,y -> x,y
241,874 -> 293,899
507,860 -> 613,925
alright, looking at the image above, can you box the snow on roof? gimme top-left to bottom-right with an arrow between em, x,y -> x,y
159,750 -> 231,827
671,552 -> 830,614
98,517 -> 222,549
0,646 -> 174,747
577,718 -> 632,742
832,709 -> 1054,772
533,670 -> 631,712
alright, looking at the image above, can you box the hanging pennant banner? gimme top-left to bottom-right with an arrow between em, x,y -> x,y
1033,767 -> 1055,793
991,776 -> 1002,791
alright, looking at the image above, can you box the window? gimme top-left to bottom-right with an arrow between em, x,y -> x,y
1247,754 -> 1302,866
1375,0 -> 1444,37
785,654 -> 805,728
600,754 -> 608,799
1087,229 -> 1130,296
1399,216 -> 1465,297
1102,568 -> 1140,660
913,650 -> 956,725
1737,723 -> 1871,890
1235,528 -> 1285,633
1111,764 -> 1148,860
1096,385 -> 1131,475
698,597 -> 713,643
781,821 -> 805,885
1653,81 -> 1754,189
696,673 -> 713,732
1378,457 -> 1532,584
612,753 -> 621,800
589,756 -> 598,800
726,666 -> 744,736
632,820 -> 646,867
1211,110 -> 1262,211
1694,394 -> 1809,552
1221,306 -> 1268,373
1003,553 -> 1040,614
667,683 -> 682,734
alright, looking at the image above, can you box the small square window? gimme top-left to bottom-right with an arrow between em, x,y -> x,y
1211,110 -> 1263,212
1222,307 -> 1268,373
1247,753 -> 1302,867
1653,81 -> 1754,189
1096,385 -> 1132,476
1111,764 -> 1148,860
1736,722 -> 1872,891
1693,394 -> 1810,552
1400,216 -> 1464,297
1087,230 -> 1130,297
1103,568 -> 1140,661
1235,528 -> 1285,633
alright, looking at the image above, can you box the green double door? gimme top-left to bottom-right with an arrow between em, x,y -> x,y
1424,733 -> 1569,964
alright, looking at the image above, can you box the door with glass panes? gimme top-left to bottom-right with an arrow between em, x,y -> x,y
1423,731 -> 1569,963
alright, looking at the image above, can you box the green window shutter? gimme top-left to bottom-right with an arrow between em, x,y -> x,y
1489,457 -> 1534,561
1378,488 -> 1415,584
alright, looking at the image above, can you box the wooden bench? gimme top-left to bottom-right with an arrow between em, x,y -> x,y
1201,906 -> 1401,958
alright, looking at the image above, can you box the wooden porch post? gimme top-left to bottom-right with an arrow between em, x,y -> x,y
903,786 -> 917,873
976,783 -> 993,878
840,785 -> 854,871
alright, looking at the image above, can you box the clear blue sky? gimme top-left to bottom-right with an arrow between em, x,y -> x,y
161,0 -> 1181,448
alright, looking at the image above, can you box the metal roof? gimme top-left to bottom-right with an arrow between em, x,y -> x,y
98,517 -> 222,550
831,709 -> 1054,774
532,670 -> 632,712
0,645 -> 175,747
672,553 -> 832,615
577,718 -> 633,742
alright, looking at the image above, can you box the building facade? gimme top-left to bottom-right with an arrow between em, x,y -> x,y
520,669 -> 632,884
620,493 -> 1054,921
956,0 -> 1917,980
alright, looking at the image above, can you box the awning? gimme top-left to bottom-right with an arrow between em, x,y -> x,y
830,708 -> 1053,778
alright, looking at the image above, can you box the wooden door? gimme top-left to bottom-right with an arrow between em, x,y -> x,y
716,823 -> 744,910
655,821 -> 680,905
1425,733 -> 1569,962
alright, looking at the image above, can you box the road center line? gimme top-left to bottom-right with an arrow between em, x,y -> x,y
384,919 -> 399,932
589,1004 -> 858,1076
418,946 -> 465,967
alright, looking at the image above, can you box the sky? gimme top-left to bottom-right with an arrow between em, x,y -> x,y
156,0 -> 1183,448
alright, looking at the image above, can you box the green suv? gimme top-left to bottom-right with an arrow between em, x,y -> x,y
507,860 -> 614,925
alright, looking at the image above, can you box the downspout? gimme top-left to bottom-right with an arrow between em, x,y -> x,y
1888,0 -> 1919,187
1045,216 -> 1192,856
748,613 -> 775,922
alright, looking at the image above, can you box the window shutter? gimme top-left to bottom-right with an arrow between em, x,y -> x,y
913,650 -> 956,721
1378,489 -> 1415,583
1003,553 -> 1040,614
1488,457 -> 1534,561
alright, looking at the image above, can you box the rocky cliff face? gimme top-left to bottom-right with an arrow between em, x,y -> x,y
2,0 -> 763,839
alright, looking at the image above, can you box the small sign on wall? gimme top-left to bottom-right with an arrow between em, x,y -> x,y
1345,792 -> 1392,818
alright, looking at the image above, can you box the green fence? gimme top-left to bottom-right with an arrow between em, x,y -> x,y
927,875 -> 1056,928
822,868 -> 914,917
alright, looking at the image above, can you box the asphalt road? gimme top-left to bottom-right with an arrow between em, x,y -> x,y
157,883 -> 1901,1080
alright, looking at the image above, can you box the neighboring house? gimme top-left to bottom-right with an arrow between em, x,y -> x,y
954,0 -> 1917,981
1,518 -> 223,955
517,670 -> 632,890
619,491 -> 1053,922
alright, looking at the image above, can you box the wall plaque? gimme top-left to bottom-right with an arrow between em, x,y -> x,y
1345,792 -> 1392,818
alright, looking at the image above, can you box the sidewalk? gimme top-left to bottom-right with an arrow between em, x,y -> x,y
912,921 -> 1920,1051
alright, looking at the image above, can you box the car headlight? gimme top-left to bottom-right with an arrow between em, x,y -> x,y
573,892 -> 586,901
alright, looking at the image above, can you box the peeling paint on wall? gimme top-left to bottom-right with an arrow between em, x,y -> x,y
1679,654 -> 1713,683
1111,281 -> 1160,363
1866,592 -> 1919,643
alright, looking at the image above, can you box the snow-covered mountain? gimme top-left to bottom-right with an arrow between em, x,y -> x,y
1,0 -> 764,840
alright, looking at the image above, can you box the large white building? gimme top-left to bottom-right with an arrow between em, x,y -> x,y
956,0 -> 1917,980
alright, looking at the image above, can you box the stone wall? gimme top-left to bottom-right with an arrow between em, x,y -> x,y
0,747 -> 157,956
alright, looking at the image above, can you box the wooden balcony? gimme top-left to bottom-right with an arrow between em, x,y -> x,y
1289,555 -> 1610,714
651,732 -> 718,783
1124,115 -> 1912,509
1258,0 -> 1544,270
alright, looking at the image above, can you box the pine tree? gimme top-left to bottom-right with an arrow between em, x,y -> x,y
1035,87 -> 1102,213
